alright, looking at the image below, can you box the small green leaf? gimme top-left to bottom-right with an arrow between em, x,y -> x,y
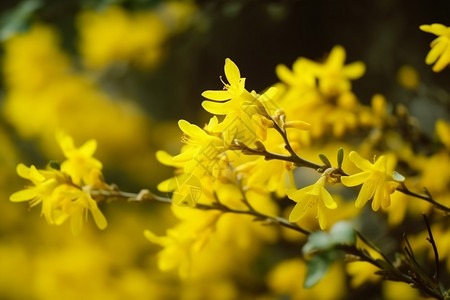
318,154 -> 331,167
329,221 -> 356,245
47,160 -> 61,170
337,147 -> 344,168
302,231 -> 333,255
304,255 -> 332,288
0,0 -> 43,42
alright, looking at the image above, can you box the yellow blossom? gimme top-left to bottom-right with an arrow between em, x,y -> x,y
287,175 -> 337,230
397,65 -> 420,90
201,58 -> 270,144
57,132 -> 103,186
341,151 -> 402,211
10,134 -> 108,235
420,23 -> 450,72
308,45 -> 365,96
201,58 -> 247,102
77,6 -> 169,69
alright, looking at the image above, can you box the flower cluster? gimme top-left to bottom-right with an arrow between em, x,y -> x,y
10,133 -> 107,235
6,14 -> 450,300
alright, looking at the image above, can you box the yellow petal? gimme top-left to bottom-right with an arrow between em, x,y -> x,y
317,202 -> 328,230
343,61 -> 366,79
328,45 -> 346,67
373,155 -> 387,172
276,64 -> 295,85
91,206 -> 107,230
79,139 -> 98,157
224,58 -> 241,87
348,151 -> 373,171
321,187 -> 337,209
372,182 -> 383,211
10,188 -> 37,202
178,119 -> 205,138
436,119 -> 450,149
355,178 -> 376,208
144,229 -> 168,246
17,164 -> 44,182
201,100 -> 230,115
201,90 -> 230,101
288,194 -> 316,222
432,46 -> 450,72
156,150 -> 174,165
420,23 -> 448,35
341,171 -> 370,187
425,39 -> 446,64
284,120 -> 311,131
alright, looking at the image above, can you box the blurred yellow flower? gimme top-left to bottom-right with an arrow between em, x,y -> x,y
77,5 -> 169,69
287,175 -> 337,229
420,23 -> 450,72
308,45 -> 365,96
341,151 -> 402,211
397,65 -> 420,90
436,119 -> 450,150
2,24 -> 70,91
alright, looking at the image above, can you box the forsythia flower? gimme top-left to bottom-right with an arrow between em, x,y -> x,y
10,134 -> 107,235
341,151 -> 402,211
420,23 -> 450,72
57,132 -> 103,187
308,45 -> 365,96
201,58 -> 269,144
77,5 -> 168,69
287,175 -> 337,230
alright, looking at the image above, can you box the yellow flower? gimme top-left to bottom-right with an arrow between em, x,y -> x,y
201,58 -> 248,103
287,175 -> 337,230
2,24 -> 70,91
420,23 -> 450,72
308,45 -> 365,96
144,210 -> 219,278
201,58 -> 269,144
341,151 -> 402,211
10,163 -> 64,210
10,164 -> 107,235
57,132 -> 103,186
45,183 -> 107,235
77,6 -> 168,69
10,134 -> 108,234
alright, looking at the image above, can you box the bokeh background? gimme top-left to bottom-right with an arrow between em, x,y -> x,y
0,0 -> 449,299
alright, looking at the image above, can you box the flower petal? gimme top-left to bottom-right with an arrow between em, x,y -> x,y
201,100 -> 230,115
276,64 -> 296,85
317,201 -> 328,230
348,151 -> 373,171
328,45 -> 346,68
432,46 -> 450,72
425,39 -> 446,64
91,205 -> 107,230
224,58 -> 241,87
10,188 -> 37,202
341,171 -> 370,187
288,194 -> 316,222
343,61 -> 365,79
201,90 -> 230,101
355,178 -> 376,208
321,187 -> 337,209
